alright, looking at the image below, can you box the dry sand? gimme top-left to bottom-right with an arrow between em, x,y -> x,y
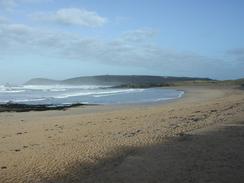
0,86 -> 244,183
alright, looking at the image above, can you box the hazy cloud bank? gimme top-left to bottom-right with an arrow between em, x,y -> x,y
0,0 -> 51,10
0,15 -> 243,79
31,8 -> 107,28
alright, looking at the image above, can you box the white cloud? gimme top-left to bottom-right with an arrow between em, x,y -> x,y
32,8 -> 107,28
0,20 -> 242,79
0,0 -> 51,10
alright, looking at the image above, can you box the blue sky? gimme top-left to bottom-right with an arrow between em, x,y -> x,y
0,0 -> 244,84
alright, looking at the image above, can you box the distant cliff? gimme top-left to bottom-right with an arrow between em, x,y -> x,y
25,75 -> 212,86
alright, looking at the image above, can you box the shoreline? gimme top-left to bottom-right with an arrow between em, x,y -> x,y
0,87 -> 185,113
0,86 -> 243,183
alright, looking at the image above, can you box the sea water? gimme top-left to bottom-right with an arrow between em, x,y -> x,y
0,85 -> 184,105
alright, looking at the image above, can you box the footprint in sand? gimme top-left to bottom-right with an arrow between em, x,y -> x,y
123,129 -> 142,137
2,135 -> 12,139
30,144 -> 40,147
16,131 -> 28,135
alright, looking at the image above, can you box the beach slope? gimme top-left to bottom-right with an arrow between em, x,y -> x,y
0,86 -> 244,183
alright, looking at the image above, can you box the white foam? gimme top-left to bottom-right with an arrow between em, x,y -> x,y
0,84 -> 111,93
4,98 -> 46,103
0,85 -> 25,93
152,91 -> 184,102
23,85 -> 109,91
0,90 -> 25,93
54,89 -> 145,99
54,92 -> 95,99
177,91 -> 185,98
93,89 -> 144,98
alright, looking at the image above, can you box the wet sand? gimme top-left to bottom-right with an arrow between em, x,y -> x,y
0,86 -> 244,183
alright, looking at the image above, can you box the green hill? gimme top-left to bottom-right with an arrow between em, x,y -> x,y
25,75 -> 212,86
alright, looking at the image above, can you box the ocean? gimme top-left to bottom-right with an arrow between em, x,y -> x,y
0,85 -> 184,105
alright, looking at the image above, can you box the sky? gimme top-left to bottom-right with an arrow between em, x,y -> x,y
0,0 -> 244,84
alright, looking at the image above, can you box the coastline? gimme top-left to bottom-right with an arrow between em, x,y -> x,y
0,87 -> 185,113
0,86 -> 244,183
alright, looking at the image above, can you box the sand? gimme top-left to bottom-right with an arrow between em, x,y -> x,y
0,86 -> 244,183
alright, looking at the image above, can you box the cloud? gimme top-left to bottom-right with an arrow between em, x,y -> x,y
31,8 -> 107,28
0,0 -> 16,10
0,19 -> 243,79
121,28 -> 158,42
0,0 -> 51,10
0,16 -> 9,24
226,48 -> 244,56
226,48 -> 244,68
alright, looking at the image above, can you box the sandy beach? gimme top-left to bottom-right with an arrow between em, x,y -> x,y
0,86 -> 244,183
